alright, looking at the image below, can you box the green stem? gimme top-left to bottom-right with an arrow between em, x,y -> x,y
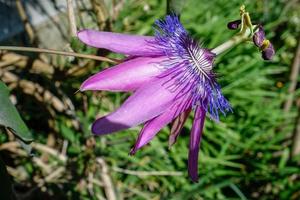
211,34 -> 248,55
0,46 -> 120,64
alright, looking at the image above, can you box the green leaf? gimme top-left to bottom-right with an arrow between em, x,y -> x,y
0,81 -> 33,143
59,123 -> 76,142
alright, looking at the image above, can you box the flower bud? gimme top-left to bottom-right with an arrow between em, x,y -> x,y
252,25 -> 275,60
253,25 -> 265,47
262,43 -> 275,60
227,20 -> 241,30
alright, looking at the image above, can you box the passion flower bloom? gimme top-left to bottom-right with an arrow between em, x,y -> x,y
78,15 -> 231,182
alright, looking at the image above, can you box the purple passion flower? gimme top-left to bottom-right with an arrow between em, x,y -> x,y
78,15 -> 231,182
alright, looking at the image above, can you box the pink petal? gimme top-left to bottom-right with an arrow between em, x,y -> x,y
92,77 -> 183,135
130,102 -> 191,155
80,57 -> 165,92
168,108 -> 191,148
77,30 -> 162,56
188,106 -> 206,182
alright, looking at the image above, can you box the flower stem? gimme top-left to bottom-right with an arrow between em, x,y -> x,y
211,34 -> 248,56
0,46 -> 120,64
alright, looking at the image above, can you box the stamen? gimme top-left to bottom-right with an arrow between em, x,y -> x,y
150,14 -> 232,120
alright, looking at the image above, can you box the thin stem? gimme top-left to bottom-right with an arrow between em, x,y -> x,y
284,37 -> 300,113
0,46 -> 120,64
211,34 -> 248,56
112,166 -> 183,176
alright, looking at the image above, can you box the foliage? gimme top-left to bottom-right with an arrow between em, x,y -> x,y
0,0 -> 300,199
0,81 -> 32,143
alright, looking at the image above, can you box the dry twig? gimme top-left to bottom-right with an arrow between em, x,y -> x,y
0,52 -> 54,75
15,0 -> 37,44
284,37 -> 300,113
112,167 -> 183,177
283,37 -> 300,157
0,71 -> 66,112
0,46 -> 120,64
292,99 -> 300,157
67,0 -> 77,37
96,158 -> 117,200
90,0 -> 110,30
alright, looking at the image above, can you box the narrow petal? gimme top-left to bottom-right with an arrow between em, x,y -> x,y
92,77 -> 183,135
130,102 -> 191,155
77,30 -> 163,56
168,108 -> 191,148
80,57 -> 165,92
188,106 -> 206,182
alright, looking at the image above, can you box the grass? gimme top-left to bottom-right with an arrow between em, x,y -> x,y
0,0 -> 300,199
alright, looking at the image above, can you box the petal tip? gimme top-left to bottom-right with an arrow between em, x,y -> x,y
91,116 -> 131,135
129,148 -> 137,155
91,121 -> 100,135
190,176 -> 199,183
77,29 -> 93,45
79,82 -> 90,92
188,170 -> 199,182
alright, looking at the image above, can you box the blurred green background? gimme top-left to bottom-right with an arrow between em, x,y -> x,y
0,0 -> 300,199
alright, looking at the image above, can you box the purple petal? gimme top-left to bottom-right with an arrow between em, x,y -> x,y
168,108 -> 191,148
253,25 -> 265,47
262,43 -> 275,60
130,103 -> 191,155
77,30 -> 163,56
80,57 -> 165,92
92,77 -> 183,135
188,106 -> 206,182
227,20 -> 241,30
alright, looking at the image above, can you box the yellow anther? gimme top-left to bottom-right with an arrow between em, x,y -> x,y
261,39 -> 270,51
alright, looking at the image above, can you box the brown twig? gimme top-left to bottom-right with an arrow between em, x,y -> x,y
0,71 -> 66,112
15,0 -> 37,44
292,99 -> 300,157
96,158 -> 117,200
67,0 -> 77,37
0,52 -> 54,75
0,141 -> 67,163
112,167 -> 183,177
32,142 -> 67,163
0,46 -> 120,64
37,167 -> 65,187
90,0 -> 111,30
283,37 -> 300,158
284,37 -> 300,113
